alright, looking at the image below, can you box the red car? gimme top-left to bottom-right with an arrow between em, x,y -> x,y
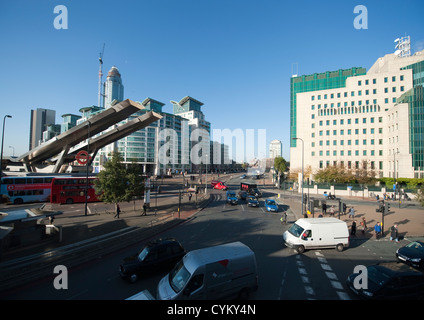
211,180 -> 228,190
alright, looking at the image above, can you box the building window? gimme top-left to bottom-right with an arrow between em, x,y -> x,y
384,77 -> 388,83
373,79 -> 377,84
400,75 -> 404,81
392,76 -> 396,82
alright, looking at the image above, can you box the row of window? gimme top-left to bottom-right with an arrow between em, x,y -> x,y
313,150 -> 382,157
318,160 -> 384,170
313,138 -> 384,146
311,75 -> 405,101
312,127 -> 384,137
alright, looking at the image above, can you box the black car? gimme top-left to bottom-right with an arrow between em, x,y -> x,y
248,188 -> 262,198
346,262 -> 424,300
396,241 -> 424,269
119,238 -> 186,283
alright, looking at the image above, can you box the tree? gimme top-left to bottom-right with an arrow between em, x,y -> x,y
415,185 -> 424,207
274,157 -> 287,187
94,152 -> 144,209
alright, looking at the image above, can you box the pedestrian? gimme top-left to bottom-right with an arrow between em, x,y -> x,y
142,203 -> 147,216
188,193 -> 192,201
329,205 -> 335,217
322,202 -> 327,215
114,203 -> 121,219
361,217 -> 367,235
390,224 -> 399,242
374,222 -> 381,239
349,207 -> 355,218
280,211 -> 287,225
351,220 -> 357,236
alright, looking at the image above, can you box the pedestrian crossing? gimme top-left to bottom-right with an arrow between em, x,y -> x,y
280,250 -> 352,300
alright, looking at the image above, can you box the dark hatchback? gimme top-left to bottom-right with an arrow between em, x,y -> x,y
119,238 -> 186,283
396,241 -> 424,269
346,262 -> 424,300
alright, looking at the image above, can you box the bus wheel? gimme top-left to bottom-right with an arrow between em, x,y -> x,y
14,198 -> 23,205
66,198 -> 74,204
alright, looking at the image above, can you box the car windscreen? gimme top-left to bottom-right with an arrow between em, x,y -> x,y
267,200 -> 275,205
169,260 -> 191,293
288,223 -> 304,238
137,247 -> 150,262
406,242 -> 424,252
367,266 -> 391,286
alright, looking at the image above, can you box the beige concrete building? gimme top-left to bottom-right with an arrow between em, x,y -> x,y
290,49 -> 424,179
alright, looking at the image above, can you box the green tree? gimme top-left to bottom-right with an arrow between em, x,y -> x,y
95,152 -> 144,209
415,185 -> 424,207
274,156 -> 287,187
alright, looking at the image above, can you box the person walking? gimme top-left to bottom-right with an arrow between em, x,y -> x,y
374,222 -> 381,239
349,207 -> 355,218
142,203 -> 147,216
322,202 -> 327,215
390,224 -> 399,242
351,220 -> 357,236
280,211 -> 287,225
360,217 -> 367,235
329,205 -> 335,217
114,203 -> 121,219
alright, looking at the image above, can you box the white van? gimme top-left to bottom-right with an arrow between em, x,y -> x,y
156,241 -> 258,300
283,218 -> 349,253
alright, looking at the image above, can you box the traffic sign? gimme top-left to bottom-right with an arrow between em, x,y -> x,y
76,150 -> 90,165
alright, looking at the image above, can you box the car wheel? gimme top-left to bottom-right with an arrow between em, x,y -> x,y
129,273 -> 138,283
336,244 -> 344,252
296,245 -> 305,254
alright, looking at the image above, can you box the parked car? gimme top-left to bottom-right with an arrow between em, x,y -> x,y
265,199 -> 278,212
346,261 -> 424,299
119,238 -> 186,283
247,195 -> 259,207
396,241 -> 424,269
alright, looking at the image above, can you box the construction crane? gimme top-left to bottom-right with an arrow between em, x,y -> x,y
98,43 -> 105,108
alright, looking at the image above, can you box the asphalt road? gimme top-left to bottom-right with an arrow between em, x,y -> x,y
4,176 -> 414,300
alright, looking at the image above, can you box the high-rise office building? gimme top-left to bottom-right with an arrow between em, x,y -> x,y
269,139 -> 282,159
29,108 -> 56,150
290,48 -> 424,179
172,96 -> 211,172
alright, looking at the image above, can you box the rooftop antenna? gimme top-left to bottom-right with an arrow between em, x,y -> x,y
98,43 -> 105,108
394,36 -> 411,58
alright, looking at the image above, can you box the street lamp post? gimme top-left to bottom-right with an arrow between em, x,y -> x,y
292,137 -> 304,218
0,115 -> 12,197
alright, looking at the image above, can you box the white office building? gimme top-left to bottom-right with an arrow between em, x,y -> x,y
290,48 -> 424,179
269,139 -> 282,159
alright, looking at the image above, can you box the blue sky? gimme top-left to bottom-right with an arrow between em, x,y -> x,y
1,0 -> 423,161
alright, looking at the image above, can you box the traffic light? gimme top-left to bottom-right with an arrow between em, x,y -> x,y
385,202 -> 391,213
376,202 -> 384,213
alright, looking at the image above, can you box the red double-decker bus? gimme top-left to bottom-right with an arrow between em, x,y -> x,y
50,177 -> 101,204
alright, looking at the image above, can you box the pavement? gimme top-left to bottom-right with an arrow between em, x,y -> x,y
271,189 -> 424,240
0,174 -> 423,292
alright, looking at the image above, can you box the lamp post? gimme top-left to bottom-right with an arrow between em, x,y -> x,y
292,137 -> 304,218
0,115 -> 12,203
84,120 -> 91,216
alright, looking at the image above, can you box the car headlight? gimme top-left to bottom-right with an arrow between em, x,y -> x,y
363,291 -> 373,297
411,258 -> 422,262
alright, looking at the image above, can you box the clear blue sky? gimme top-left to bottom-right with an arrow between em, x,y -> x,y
1,0 -> 423,161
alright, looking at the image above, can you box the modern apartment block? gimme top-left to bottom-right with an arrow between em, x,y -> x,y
290,49 -> 424,179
